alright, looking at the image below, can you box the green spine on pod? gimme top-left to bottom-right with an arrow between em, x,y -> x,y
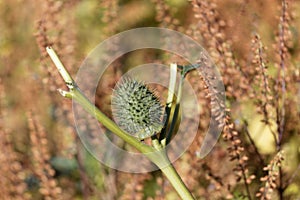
111,78 -> 164,139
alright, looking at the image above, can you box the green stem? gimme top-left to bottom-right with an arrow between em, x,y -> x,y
72,88 -> 194,200
161,162 -> 195,200
166,75 -> 183,144
159,63 -> 177,144
71,88 -> 153,154
46,47 -> 195,200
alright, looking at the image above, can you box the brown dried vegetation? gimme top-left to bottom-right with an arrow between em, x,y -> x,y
0,0 -> 299,199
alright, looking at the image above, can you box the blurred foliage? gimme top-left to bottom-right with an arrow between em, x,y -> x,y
0,0 -> 299,199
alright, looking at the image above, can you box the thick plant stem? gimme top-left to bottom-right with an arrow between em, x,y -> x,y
71,88 -> 194,200
46,47 -> 195,200
161,164 -> 195,200
157,150 -> 195,200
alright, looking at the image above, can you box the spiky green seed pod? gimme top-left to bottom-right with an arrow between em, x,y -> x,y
111,78 -> 164,139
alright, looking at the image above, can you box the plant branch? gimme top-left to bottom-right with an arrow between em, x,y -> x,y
159,63 -> 177,145
46,46 -> 195,200
276,0 -> 288,149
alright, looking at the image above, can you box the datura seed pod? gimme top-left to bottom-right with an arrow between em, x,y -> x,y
111,78 -> 164,139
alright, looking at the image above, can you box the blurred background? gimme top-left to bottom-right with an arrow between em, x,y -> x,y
0,0 -> 299,199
